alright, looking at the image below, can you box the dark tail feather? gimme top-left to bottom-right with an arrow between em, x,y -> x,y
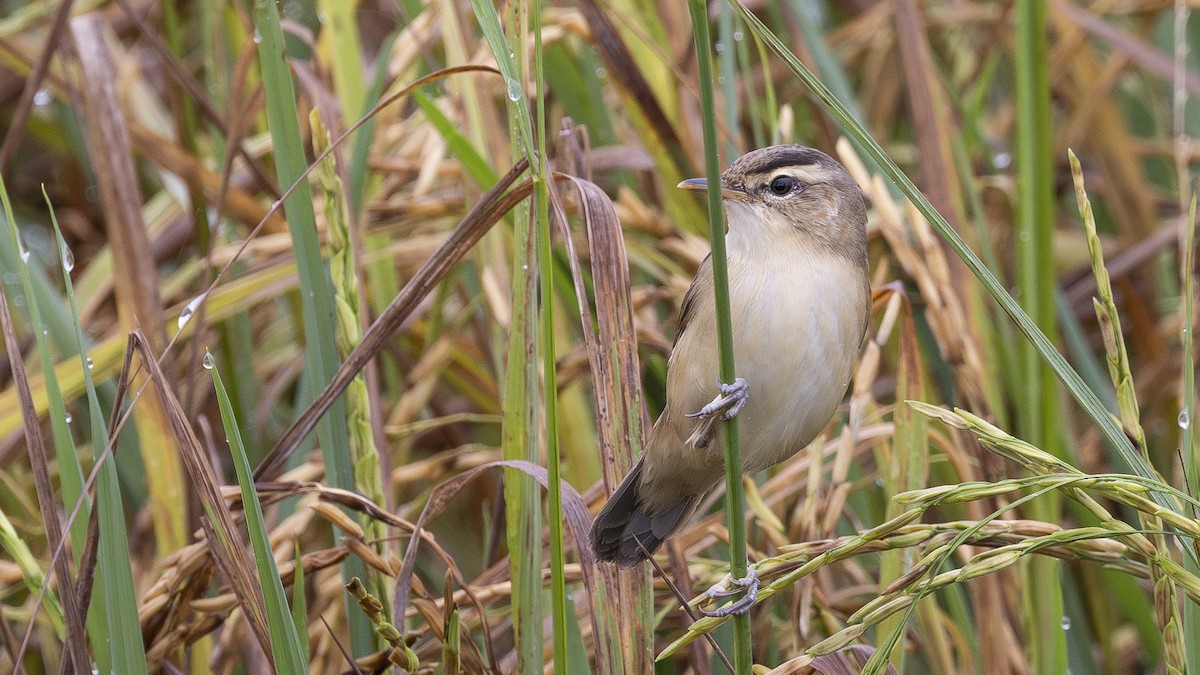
590,457 -> 696,567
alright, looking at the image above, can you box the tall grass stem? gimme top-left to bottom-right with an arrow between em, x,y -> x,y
687,1 -> 752,670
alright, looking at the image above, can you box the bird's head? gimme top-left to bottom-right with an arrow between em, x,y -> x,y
678,145 -> 867,260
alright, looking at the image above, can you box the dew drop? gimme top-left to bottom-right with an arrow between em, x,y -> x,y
202,351 -> 216,370
993,152 -> 1012,170
61,242 -> 74,272
18,237 -> 30,261
42,326 -> 48,336
715,42 -> 725,54
177,293 -> 207,331
1061,616 -> 1071,630
733,30 -> 744,42
506,78 -> 523,102
252,29 -> 262,44
1180,409 -> 1191,430
64,412 -> 72,424
33,89 -> 52,106
85,357 -> 94,369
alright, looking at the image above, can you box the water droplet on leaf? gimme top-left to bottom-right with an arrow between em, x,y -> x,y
177,293 -> 206,331
506,78 -> 523,101
202,352 -> 216,370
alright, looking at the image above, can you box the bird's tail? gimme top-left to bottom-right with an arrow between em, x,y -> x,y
590,457 -> 697,567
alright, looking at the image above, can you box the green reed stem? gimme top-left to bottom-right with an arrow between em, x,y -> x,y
533,0 -> 570,668
687,1 -> 752,671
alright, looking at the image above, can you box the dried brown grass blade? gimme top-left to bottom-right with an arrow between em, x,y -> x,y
390,460 -> 597,660
71,13 -> 188,553
893,0 -> 962,229
124,330 -> 274,660
550,170 -> 647,673
69,14 -> 166,346
253,159 -> 531,481
248,480 -> 497,668
0,279 -> 89,672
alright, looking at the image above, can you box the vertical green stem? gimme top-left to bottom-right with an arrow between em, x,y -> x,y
1015,1 -> 1066,672
1175,1 -> 1198,668
1181,191 -> 1197,671
717,2 -> 739,159
533,0 -> 570,669
252,0 -> 368,654
687,1 -> 752,671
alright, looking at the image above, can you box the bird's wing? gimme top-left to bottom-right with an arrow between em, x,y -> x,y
674,254 -> 713,347
663,256 -> 720,446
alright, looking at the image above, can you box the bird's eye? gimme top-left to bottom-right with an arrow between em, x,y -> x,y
768,175 -> 799,196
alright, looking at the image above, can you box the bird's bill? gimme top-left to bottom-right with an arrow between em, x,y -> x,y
677,177 -> 749,200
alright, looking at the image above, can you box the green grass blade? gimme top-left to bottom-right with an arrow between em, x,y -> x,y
412,89 -> 497,187
317,0 -> 365,123
251,0 -> 370,654
32,192 -> 89,551
292,541 -> 310,657
687,1 -> 752,671
1015,2 -> 1066,670
0,503 -> 65,638
2,172 -> 146,673
532,0 -> 570,670
1181,189 -> 1197,672
467,1 -> 543,670
209,351 -> 308,672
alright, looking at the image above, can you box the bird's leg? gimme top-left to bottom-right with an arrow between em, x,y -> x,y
688,377 -> 749,420
684,377 -> 749,448
699,566 -> 759,617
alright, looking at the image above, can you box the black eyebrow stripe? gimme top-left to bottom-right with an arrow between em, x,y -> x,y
752,148 -> 830,176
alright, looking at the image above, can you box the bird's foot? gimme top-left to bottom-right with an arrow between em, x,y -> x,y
699,566 -> 759,617
684,378 -> 749,448
686,377 -> 749,421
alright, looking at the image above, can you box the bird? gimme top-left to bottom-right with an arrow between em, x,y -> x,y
589,145 -> 871,605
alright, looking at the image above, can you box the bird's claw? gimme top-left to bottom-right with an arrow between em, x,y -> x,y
699,566 -> 759,617
684,378 -> 749,448
685,377 -> 749,421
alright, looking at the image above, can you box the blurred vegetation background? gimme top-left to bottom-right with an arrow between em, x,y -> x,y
0,0 -> 1198,673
